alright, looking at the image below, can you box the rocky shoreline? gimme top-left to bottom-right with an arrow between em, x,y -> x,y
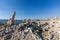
0,12 -> 60,40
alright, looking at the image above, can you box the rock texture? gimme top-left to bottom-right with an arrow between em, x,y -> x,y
0,12 -> 60,40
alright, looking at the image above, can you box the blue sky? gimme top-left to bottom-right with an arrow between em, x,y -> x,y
0,0 -> 60,19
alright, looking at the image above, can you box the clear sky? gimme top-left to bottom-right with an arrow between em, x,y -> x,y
0,0 -> 60,19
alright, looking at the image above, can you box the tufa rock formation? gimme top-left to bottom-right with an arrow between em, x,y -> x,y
7,11 -> 16,25
0,11 -> 60,40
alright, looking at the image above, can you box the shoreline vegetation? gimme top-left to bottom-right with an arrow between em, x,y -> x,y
0,11 -> 60,40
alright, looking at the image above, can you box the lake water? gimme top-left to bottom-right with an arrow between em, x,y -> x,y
0,20 -> 22,25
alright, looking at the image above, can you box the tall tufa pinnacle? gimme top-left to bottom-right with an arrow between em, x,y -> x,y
12,11 -> 16,20
7,11 -> 16,25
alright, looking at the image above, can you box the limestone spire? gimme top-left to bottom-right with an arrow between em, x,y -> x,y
7,11 -> 16,25
12,11 -> 16,20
